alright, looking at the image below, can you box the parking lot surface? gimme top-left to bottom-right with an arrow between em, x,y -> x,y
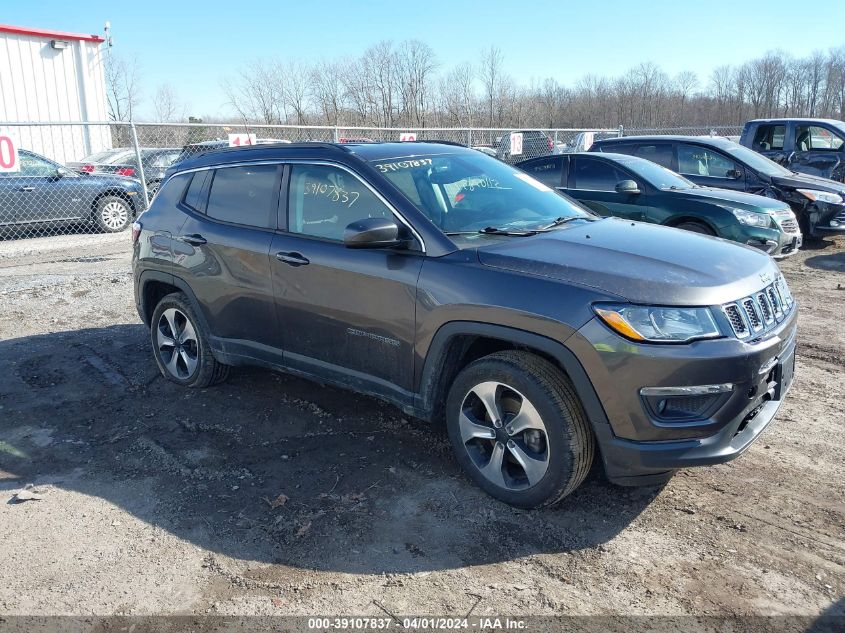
0,232 -> 843,617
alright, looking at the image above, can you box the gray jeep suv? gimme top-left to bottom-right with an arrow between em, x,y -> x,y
132,142 -> 797,508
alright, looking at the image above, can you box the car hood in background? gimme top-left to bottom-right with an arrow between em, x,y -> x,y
771,171 -> 845,196
677,186 -> 788,210
476,217 -> 779,305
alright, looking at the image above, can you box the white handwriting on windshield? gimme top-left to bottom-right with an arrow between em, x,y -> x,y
375,158 -> 433,173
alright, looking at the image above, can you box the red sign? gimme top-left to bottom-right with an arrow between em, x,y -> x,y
0,134 -> 19,172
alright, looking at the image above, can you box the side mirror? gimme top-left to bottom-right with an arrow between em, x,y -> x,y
726,169 -> 743,180
343,217 -> 403,249
615,179 -> 640,194
56,167 -> 71,178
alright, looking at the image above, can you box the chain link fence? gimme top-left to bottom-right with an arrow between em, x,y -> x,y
0,120 -> 740,242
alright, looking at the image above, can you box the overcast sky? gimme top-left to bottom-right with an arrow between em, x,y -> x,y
4,0 -> 845,120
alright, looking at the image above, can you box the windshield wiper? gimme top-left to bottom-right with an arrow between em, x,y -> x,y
479,226 -> 540,236
539,216 -> 584,230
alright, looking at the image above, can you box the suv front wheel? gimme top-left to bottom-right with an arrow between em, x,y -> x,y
446,351 -> 594,508
150,292 -> 229,388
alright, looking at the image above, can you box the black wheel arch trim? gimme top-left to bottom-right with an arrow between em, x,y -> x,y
417,321 -> 611,431
137,270 -> 212,336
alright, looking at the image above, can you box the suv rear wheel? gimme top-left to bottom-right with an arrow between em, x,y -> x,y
150,292 -> 229,388
445,351 -> 594,508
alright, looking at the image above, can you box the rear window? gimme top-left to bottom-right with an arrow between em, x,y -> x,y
205,165 -> 280,228
752,124 -> 785,151
152,173 -> 191,209
183,171 -> 210,211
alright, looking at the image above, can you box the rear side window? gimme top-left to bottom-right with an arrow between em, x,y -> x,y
152,173 -> 191,208
633,144 -> 674,169
205,165 -> 280,228
521,157 -> 563,187
599,143 -> 636,156
752,124 -> 785,151
183,171 -> 210,211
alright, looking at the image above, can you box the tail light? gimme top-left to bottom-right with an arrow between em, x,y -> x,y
116,167 -> 136,177
131,220 -> 142,244
548,138 -> 553,151
80,164 -> 95,173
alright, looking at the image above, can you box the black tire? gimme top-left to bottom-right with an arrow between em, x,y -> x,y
445,351 -> 594,509
94,195 -> 132,233
675,221 -> 715,236
150,292 -> 229,388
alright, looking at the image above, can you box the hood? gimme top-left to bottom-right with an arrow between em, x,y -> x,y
771,171 -> 845,196
476,217 -> 779,305
678,186 -> 788,211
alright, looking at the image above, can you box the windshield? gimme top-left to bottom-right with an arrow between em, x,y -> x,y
620,158 -> 697,190
371,152 -> 593,238
721,143 -> 792,177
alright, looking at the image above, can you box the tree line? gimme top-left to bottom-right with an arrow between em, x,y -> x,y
107,43 -> 845,129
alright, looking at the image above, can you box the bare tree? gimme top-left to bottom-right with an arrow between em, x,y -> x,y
105,53 -> 141,122
397,40 -> 438,126
283,60 -> 310,125
152,83 -> 184,122
479,46 -> 504,127
311,60 -> 345,125
222,60 -> 285,125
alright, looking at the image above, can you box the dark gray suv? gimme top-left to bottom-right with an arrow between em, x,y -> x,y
132,142 -> 797,508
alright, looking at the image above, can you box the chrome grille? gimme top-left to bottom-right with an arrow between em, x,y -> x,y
779,218 -> 799,233
766,286 -> 783,317
756,292 -> 773,324
721,275 -> 794,339
742,298 -> 762,330
724,305 -> 747,336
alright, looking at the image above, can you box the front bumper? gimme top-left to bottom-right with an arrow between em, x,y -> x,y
805,201 -> 845,234
567,306 -> 797,485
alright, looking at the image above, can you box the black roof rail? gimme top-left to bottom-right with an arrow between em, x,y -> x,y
203,141 -> 352,155
406,139 -> 467,147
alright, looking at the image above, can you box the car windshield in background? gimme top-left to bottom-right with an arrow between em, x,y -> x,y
371,153 -> 593,239
722,143 -> 793,177
620,157 -> 697,190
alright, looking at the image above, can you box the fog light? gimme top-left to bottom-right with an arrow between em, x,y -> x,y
640,384 -> 733,422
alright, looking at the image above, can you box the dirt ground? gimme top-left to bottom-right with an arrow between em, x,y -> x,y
0,229 -> 842,620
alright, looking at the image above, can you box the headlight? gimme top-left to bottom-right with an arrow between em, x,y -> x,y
796,189 -> 843,205
724,206 -> 772,228
593,304 -> 721,343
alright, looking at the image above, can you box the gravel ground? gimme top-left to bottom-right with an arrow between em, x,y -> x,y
0,230 -> 843,620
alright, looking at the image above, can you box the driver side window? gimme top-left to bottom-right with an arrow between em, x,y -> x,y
677,144 -> 738,178
288,165 -> 391,241
572,157 -> 629,191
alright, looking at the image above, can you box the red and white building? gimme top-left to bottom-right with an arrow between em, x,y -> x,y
0,24 -> 111,163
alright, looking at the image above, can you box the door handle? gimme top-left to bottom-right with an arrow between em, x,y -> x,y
275,251 -> 310,266
16,186 -> 35,192
178,234 -> 207,246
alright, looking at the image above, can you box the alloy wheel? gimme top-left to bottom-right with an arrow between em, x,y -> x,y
100,200 -> 129,230
458,381 -> 550,491
156,308 -> 199,379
